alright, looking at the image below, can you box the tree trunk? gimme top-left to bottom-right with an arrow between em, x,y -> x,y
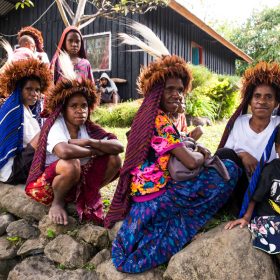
72,0 -> 87,26
55,0 -> 70,27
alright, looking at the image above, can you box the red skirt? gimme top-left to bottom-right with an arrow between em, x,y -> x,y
25,155 -> 110,225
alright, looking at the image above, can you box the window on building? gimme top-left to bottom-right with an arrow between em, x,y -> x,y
84,32 -> 111,71
191,42 -> 203,65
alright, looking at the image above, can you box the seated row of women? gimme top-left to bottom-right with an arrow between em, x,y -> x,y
0,23 -> 279,273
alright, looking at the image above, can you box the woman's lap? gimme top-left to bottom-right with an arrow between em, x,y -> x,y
6,144 -> 35,185
112,159 -> 240,273
25,155 -> 111,224
25,160 -> 58,205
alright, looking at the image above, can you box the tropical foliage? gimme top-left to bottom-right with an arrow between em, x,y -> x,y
217,5 -> 280,75
15,0 -> 34,9
186,66 -> 240,120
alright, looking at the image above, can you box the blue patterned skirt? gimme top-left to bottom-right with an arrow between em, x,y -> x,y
112,160 -> 240,273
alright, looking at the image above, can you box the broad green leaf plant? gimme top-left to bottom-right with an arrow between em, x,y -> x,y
15,0 -> 34,9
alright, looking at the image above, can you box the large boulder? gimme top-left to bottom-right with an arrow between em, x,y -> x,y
0,184 -> 48,221
17,237 -> 49,257
96,259 -> 164,280
0,236 -> 18,260
77,224 -> 109,249
164,223 -> 279,280
8,256 -> 98,280
6,219 -> 39,239
38,215 -> 78,237
44,234 -> 93,268
0,213 -> 15,236
0,259 -> 18,279
88,248 -> 111,269
108,221 -> 123,243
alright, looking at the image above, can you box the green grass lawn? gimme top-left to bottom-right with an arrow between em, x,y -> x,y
100,121 -> 227,208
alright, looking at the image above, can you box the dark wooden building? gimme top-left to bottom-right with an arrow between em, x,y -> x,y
0,0 -> 252,100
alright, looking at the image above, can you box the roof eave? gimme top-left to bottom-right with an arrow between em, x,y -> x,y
168,0 -> 253,63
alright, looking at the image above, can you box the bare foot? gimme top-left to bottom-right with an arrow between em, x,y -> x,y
49,203 -> 68,225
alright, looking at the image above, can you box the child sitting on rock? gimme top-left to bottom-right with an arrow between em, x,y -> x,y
225,125 -> 280,254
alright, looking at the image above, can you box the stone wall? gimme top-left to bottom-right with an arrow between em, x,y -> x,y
0,183 -> 279,280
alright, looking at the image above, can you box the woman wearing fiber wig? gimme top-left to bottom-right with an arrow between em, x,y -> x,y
104,22 -> 240,273
26,52 -> 123,226
50,26 -> 94,84
0,43 -> 52,185
217,61 -> 280,255
216,62 -> 280,213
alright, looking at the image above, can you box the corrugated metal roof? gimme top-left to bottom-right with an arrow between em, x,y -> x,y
0,0 -> 17,16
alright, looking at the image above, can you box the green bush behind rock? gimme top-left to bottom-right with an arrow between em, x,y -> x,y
92,100 -> 140,127
186,66 -> 240,120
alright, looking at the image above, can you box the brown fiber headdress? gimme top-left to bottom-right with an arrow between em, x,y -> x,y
241,61 -> 280,100
137,55 -> 192,96
18,26 -> 45,52
0,40 -> 52,98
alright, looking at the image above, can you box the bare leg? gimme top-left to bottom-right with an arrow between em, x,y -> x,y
112,91 -> 119,104
101,155 -> 122,187
49,159 -> 81,225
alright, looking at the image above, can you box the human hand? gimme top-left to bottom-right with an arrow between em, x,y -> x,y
189,126 -> 203,141
37,53 -> 43,61
99,87 -> 105,94
224,218 -> 249,230
0,97 -> 6,107
196,143 -> 211,160
238,152 -> 258,175
68,139 -> 89,147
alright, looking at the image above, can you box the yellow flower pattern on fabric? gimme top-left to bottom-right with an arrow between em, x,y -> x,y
130,110 -> 182,196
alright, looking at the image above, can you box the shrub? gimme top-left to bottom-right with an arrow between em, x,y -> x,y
92,100 -> 140,127
186,72 -> 240,120
190,65 -> 213,89
185,90 -> 217,120
205,75 -> 240,119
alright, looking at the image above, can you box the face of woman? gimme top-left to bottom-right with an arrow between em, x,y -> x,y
65,31 -> 81,56
250,84 -> 278,120
21,79 -> 41,107
64,93 -> 89,128
161,77 -> 184,114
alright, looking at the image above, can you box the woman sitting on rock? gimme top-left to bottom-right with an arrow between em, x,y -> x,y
0,44 -> 52,185
104,22 -> 241,273
25,52 -> 123,226
216,62 -> 280,212
225,62 -> 280,254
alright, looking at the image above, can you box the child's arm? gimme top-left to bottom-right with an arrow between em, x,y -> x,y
224,200 -> 256,230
